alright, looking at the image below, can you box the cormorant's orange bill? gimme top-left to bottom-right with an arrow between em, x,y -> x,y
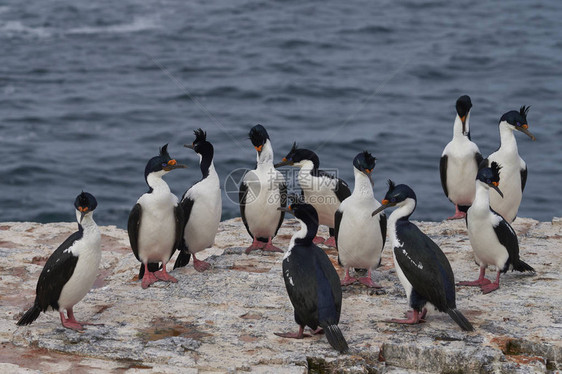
492,181 -> 498,187
255,145 -> 263,152
78,206 -> 89,212
382,199 -> 389,205
460,115 -> 467,124
168,159 -> 177,166
282,157 -> 287,162
522,124 -> 528,129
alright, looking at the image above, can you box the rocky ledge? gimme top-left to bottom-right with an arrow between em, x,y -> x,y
0,217 -> 561,373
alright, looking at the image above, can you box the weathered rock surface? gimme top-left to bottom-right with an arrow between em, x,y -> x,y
0,217 -> 560,373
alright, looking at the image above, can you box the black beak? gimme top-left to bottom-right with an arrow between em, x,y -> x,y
80,211 -> 86,223
491,184 -> 504,198
164,163 -> 188,171
184,143 -> 194,149
277,206 -> 292,214
518,127 -> 536,141
274,159 -> 293,168
460,114 -> 469,136
371,204 -> 388,217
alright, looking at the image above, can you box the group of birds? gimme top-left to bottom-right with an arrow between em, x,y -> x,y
16,95 -> 537,354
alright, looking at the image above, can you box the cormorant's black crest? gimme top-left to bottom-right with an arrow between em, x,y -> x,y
519,105 -> 531,121
353,151 -> 376,172
160,144 -> 171,159
290,203 -> 319,226
477,162 -> 502,185
290,142 -> 298,154
383,181 -> 416,205
500,108 -> 530,127
194,128 -> 207,143
490,161 -> 502,180
145,145 -> 173,183
74,191 -> 98,211
249,124 -> 270,147
387,179 -> 396,192
455,95 -> 472,118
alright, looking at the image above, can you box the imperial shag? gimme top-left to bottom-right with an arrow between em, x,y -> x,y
239,124 -> 286,254
481,106 -> 536,222
275,143 -> 350,247
459,162 -> 535,293
440,95 -> 483,219
371,181 -> 474,331
17,192 -> 101,331
335,151 -> 386,288
174,129 -> 222,272
275,203 -> 349,353
128,144 -> 186,288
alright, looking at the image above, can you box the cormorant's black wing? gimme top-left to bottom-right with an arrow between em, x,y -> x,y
239,181 -> 252,238
174,203 -> 185,250
394,221 -> 456,311
491,211 -> 520,272
36,228 -> 82,311
439,155 -> 449,198
334,209 -> 343,249
475,152 -> 484,169
128,203 -> 161,278
313,246 -> 342,324
334,178 -> 351,203
521,167 -> 528,192
173,197 -> 194,269
283,249 -> 318,329
128,204 -> 142,262
379,212 -> 387,249
275,182 -> 287,236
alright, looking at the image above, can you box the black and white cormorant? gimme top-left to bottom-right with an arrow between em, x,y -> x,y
334,151 -> 386,288
481,106 -> 536,223
128,144 -> 186,289
174,129 -> 222,272
371,181 -> 474,331
458,162 -> 535,294
17,192 -> 101,331
275,203 -> 349,353
440,95 -> 483,219
239,124 -> 286,254
275,143 -> 351,247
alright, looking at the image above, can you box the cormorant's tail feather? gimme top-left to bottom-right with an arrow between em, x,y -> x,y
174,250 -> 191,269
513,259 -> 535,273
322,324 -> 349,353
139,262 -> 161,279
17,303 -> 41,326
447,308 -> 474,332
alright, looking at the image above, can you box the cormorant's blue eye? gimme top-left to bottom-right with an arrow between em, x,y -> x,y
161,163 -> 167,167
516,122 -> 521,127
486,179 -> 491,183
391,198 -> 396,203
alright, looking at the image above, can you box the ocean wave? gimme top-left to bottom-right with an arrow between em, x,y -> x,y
66,16 -> 159,35
0,20 -> 53,38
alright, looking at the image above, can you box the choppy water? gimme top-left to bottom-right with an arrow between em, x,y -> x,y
1,0 -> 561,228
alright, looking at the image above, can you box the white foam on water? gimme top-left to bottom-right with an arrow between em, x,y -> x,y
67,15 -> 159,35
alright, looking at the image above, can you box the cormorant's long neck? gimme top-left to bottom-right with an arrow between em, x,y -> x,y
353,168 -> 374,198
387,198 -> 416,244
199,149 -> 214,179
146,172 -> 171,195
75,211 -> 99,236
256,140 -> 274,168
453,114 -> 470,139
471,181 -> 491,213
293,217 -> 318,246
498,122 -> 519,156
